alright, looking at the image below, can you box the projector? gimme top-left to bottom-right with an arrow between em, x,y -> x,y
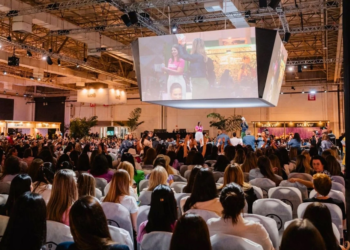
8,56 -> 19,66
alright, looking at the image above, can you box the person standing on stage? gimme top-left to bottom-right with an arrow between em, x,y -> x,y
241,117 -> 249,138
195,122 -> 204,146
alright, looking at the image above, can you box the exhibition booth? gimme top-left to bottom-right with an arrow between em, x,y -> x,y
4,121 -> 61,138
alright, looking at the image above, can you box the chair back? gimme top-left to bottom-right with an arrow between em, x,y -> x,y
141,231 -> 172,250
0,194 -> 8,205
309,189 -> 346,209
331,176 -> 345,186
170,182 -> 187,193
184,170 -> 191,181
249,178 -> 276,198
252,186 -> 263,199
95,188 -> 103,200
331,182 -> 345,194
217,177 -> 223,184
139,191 -> 152,206
288,173 -> 313,181
139,180 -> 149,191
243,213 -> 279,249
94,177 -> 107,195
210,234 -> 263,250
172,175 -> 187,182
43,220 -> 73,250
180,165 -> 188,177
185,209 -> 220,222
108,225 -> 133,250
268,187 -> 302,218
101,202 -> 134,241
137,206 -> 150,233
0,182 -> 10,194
212,172 -> 224,182
175,193 -> 190,218
0,215 -> 9,241
252,198 -> 292,232
279,180 -> 308,200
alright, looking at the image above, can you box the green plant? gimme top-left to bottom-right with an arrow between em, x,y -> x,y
207,113 -> 242,132
116,108 -> 145,132
69,116 -> 98,138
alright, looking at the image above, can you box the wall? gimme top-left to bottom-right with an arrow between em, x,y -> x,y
0,94 -> 34,121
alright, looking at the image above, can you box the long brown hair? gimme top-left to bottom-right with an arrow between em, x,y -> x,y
257,156 -> 281,185
241,152 -> 257,173
118,161 -> 134,186
27,158 -> 44,182
223,164 -> 251,191
232,149 -> 245,165
70,196 -> 115,250
47,169 -> 78,223
104,169 -> 130,203
77,173 -> 96,197
295,155 -> 312,174
268,154 -> 283,176
143,148 -> 157,165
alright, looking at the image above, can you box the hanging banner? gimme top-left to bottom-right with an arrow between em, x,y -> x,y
308,93 -> 316,101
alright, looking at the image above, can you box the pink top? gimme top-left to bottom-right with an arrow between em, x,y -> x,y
137,220 -> 176,243
195,126 -> 203,132
167,58 -> 185,75
89,170 -> 114,183
62,207 -> 71,226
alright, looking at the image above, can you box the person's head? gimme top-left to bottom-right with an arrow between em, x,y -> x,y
90,154 -> 109,176
148,167 -> 168,191
280,219 -> 326,250
294,133 -> 301,142
220,183 -> 245,223
192,152 -> 205,165
321,150 -> 332,159
322,134 -> 329,141
184,169 -> 217,212
23,148 -> 33,158
117,161 -> 134,186
233,148 -> 245,164
324,155 -> 342,176
185,150 -> 196,165
56,153 -> 71,170
166,150 -> 177,166
77,173 -> 96,197
213,155 -> 230,172
311,155 -> 327,173
301,151 -> 311,164
197,121 -> 201,126
170,83 -> 182,100
295,155 -> 312,174
183,165 -> 201,193
69,196 -> 114,250
241,151 -> 257,173
104,169 -> 130,203
144,185 -> 177,234
232,132 -> 237,137
121,152 -> 137,175
38,148 -> 54,164
144,147 -> 157,165
303,202 -> 339,250
170,213 -> 212,250
27,158 -> 44,182
0,192 -> 46,250
47,169 -> 78,223
5,174 -> 32,216
224,145 -> 235,161
190,38 -> 207,62
69,150 -> 79,167
257,156 -> 279,185
153,156 -> 166,169
223,164 -> 250,190
246,130 -> 251,135
2,156 -> 21,178
268,154 -> 282,175
313,173 -> 331,196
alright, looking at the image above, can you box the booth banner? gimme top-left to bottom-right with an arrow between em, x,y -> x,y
255,122 -> 328,128
77,89 -> 109,105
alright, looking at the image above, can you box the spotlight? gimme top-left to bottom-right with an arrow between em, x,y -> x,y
57,59 -> 61,66
23,94 -> 27,97
324,90 -> 327,93
26,50 -> 32,57
310,90 -> 316,94
128,11 -> 138,24
298,65 -> 302,73
280,92 -> 284,94
283,32 -> 291,43
38,78 -> 41,81
259,0 -> 268,7
268,0 -> 281,9
302,91 -> 305,94
30,76 -> 34,80
248,19 -> 257,23
288,66 -> 294,71
303,65 -> 307,69
76,64 -> 80,68
171,24 -> 177,33
0,44 -> 2,48
3,71 -> 6,75
83,58 -> 87,62
6,36 -> 11,41
291,86 -> 295,90
42,56 -> 47,60
46,56 -> 53,65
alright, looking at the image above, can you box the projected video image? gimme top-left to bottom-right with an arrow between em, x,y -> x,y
138,28 -> 258,101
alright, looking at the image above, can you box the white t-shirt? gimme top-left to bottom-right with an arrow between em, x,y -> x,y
230,137 -> 243,146
207,215 -> 273,250
119,195 -> 138,214
104,183 -> 138,201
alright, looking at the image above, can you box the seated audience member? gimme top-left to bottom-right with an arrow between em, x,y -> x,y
121,153 -> 145,189
213,155 -> 230,172
117,161 -> 138,200
325,155 -> 344,177
232,148 -> 245,165
205,145 -> 219,161
89,154 -> 114,182
207,183 -> 273,250
183,169 -> 222,215
241,151 -> 258,173
38,148 -> 56,168
143,147 -> 157,165
77,173 -> 96,197
32,162 -> 55,204
280,219 -> 326,250
0,174 -> 32,216
0,156 -> 21,182
77,143 -> 91,171
146,156 -> 174,185
223,164 -> 257,213
57,196 -> 129,250
293,155 -> 314,175
303,202 -> 345,250
187,152 -> 206,171
170,213 -> 212,250
303,173 -> 345,219
27,158 -> 44,181
0,192 -> 46,250
269,154 -> 287,180
249,156 -> 282,185
182,166 -> 201,193
278,148 -> 295,175
156,154 -> 179,175
146,167 -> 169,192
22,148 -> 34,169
224,145 -> 235,162
47,169 -> 78,226
103,169 -> 138,231
137,185 -> 177,243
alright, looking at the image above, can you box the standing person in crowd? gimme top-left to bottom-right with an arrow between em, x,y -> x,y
195,122 -> 204,146
216,129 -> 230,148
321,134 -> 333,152
243,130 -> 255,150
288,133 -> 302,152
230,132 -> 242,146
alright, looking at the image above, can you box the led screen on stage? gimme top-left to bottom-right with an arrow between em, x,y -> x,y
137,28 -> 258,101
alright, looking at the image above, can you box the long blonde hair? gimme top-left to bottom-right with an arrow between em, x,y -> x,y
191,38 -> 207,62
47,169 -> 78,223
147,167 -> 168,191
104,169 -> 130,203
223,164 -> 251,191
118,161 -> 134,186
77,173 -> 96,197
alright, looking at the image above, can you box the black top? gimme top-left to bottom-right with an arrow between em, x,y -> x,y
303,197 -> 346,219
245,187 -> 258,214
178,45 -> 206,78
57,242 -> 129,250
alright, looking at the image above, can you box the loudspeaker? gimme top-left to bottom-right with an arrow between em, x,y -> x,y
268,0 -> 281,9
259,0 -> 267,8
121,14 -> 131,27
46,56 -> 53,65
8,56 -> 19,66
283,32 -> 291,43
128,11 -> 138,24
298,65 -> 302,73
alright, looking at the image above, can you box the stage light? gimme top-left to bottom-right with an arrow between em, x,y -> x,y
259,0 -> 268,7
26,50 -> 32,57
38,77 -> 41,81
42,56 -> 47,60
283,32 -> 291,43
46,56 -> 53,65
16,92 -> 18,96
83,58 -> 87,62
248,19 -> 257,23
324,90 -> 327,93
128,11 -> 138,24
30,76 -> 34,80
6,36 -> 11,41
0,44 -> 2,48
303,65 -> 307,69
171,24 -> 177,33
288,66 -> 294,71
23,94 -> 27,97
194,15 -> 204,23
302,91 -> 305,94
310,90 -> 316,94
76,64 -> 80,68
291,86 -> 295,90
57,59 -> 61,66
3,71 -> 6,75
280,92 -> 284,94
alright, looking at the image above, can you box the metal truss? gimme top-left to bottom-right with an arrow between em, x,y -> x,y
88,45 -> 130,53
50,23 -> 126,36
286,58 -> 342,65
283,24 -> 340,34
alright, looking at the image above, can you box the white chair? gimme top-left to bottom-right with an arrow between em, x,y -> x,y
185,209 -> 220,222
298,202 -> 343,239
170,182 -> 187,193
108,225 -> 133,250
212,172 -> 224,182
243,214 -> 279,249
249,178 -> 276,198
94,177 -> 107,195
284,219 -> 341,243
175,193 -> 190,218
139,180 -> 149,191
0,182 -> 10,194
217,177 -> 224,184
268,187 -> 302,218
252,186 -> 263,199
101,202 -> 134,242
0,195 -> 8,205
288,173 -> 313,181
332,176 -> 345,186
180,165 -> 188,177
279,180 -> 308,200
184,170 -> 191,180
141,231 -> 172,250
137,206 -> 150,233
309,189 -> 346,209
332,182 -> 345,194
252,198 -> 292,232
43,220 -> 73,250
172,175 -> 187,182
104,182 -> 111,195
0,215 -> 9,240
139,191 -> 152,206
211,234 -> 263,250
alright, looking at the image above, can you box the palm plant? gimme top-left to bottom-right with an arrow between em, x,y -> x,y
207,113 -> 242,132
116,108 -> 145,132
69,116 -> 98,138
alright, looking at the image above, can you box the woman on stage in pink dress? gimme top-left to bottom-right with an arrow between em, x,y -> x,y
195,122 -> 204,146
